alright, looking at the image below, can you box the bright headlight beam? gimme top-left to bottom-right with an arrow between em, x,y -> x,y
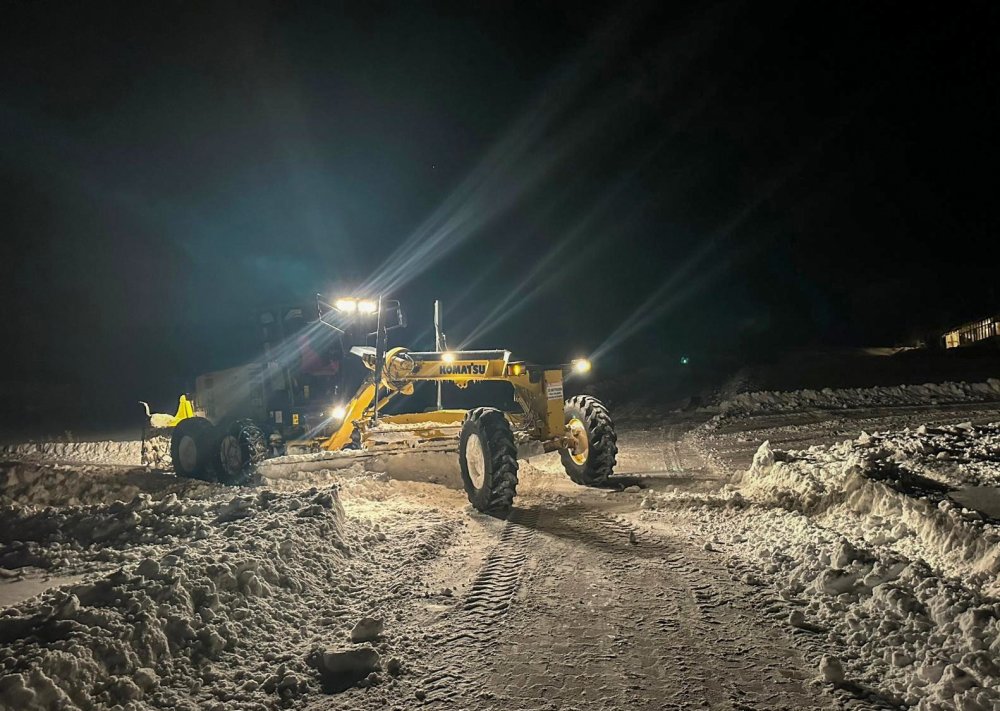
357,299 -> 378,314
441,352 -> 456,363
572,358 -> 592,374
357,11 -> 659,299
454,149 -> 658,349
331,405 -> 347,420
334,298 -> 357,313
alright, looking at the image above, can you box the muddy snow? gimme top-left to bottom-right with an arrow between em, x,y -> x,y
2,384 -> 1000,710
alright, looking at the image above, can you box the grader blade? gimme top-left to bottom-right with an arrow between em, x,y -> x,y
259,422 -> 464,488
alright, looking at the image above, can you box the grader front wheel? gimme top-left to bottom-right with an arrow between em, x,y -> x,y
559,395 -> 618,486
459,407 -> 519,517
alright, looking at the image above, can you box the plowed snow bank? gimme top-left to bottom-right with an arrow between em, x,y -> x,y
1,441 -> 142,466
737,430 -> 1000,592
714,379 -> 1000,420
1,435 -> 173,470
0,488 -> 348,708
692,424 -> 1000,709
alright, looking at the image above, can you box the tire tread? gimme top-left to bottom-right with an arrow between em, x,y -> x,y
461,407 -> 519,516
560,395 -> 618,486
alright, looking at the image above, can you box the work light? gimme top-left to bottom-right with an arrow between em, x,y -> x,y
572,358 -> 592,374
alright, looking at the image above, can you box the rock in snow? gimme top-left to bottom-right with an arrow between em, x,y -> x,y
309,646 -> 382,693
819,655 -> 845,685
350,616 -> 384,643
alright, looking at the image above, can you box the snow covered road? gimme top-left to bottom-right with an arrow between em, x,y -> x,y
2,391 -> 1000,709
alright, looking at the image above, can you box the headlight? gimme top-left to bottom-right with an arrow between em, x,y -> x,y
334,298 -> 357,313
442,352 -> 456,363
572,358 -> 592,374
331,405 -> 347,420
358,299 -> 378,314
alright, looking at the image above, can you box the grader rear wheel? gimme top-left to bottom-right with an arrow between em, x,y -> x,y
170,417 -> 218,482
216,419 -> 267,485
459,407 -> 519,517
559,395 -> 618,486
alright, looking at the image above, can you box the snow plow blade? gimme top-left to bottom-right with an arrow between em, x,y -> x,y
260,428 -> 465,489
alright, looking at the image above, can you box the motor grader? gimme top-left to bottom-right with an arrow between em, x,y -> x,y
169,313 -> 618,516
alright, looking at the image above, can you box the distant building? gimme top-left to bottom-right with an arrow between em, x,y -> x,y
943,314 -> 1000,349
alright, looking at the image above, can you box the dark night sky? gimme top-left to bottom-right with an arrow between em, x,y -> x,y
2,1 -> 999,423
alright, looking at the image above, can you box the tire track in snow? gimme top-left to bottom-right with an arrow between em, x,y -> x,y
419,506 -> 539,704
544,504 -> 847,710
459,507 -> 538,617
665,424 -> 684,472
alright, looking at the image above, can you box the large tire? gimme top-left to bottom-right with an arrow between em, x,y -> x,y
559,395 -> 618,486
459,407 -> 519,517
216,419 -> 267,485
171,417 -> 218,482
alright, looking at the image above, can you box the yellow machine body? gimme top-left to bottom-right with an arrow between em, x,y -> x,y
169,394 -> 196,427
318,347 -> 570,453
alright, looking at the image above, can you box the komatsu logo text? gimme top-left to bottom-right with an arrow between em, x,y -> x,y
439,363 -> 487,376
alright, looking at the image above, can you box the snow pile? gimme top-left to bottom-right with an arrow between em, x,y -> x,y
141,433 -> 172,470
737,438 -> 1000,594
0,486 -> 377,709
1,440 -> 143,467
715,379 -> 1000,419
361,420 -> 462,432
262,462 -> 375,492
860,422 -> 1000,488
1,463 -> 141,509
263,449 -> 369,467
686,428 -> 1000,709
0,491 -> 223,572
0,464 -> 469,709
0,462 -> 223,509
648,494 -> 1000,710
2,434 -> 176,471
4,464 -> 142,509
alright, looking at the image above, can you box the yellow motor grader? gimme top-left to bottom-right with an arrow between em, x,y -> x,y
170,309 -> 617,516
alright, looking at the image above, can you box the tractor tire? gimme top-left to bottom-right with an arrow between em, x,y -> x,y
459,407 -> 519,517
171,417 -> 218,482
216,419 -> 267,485
559,395 -> 618,487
